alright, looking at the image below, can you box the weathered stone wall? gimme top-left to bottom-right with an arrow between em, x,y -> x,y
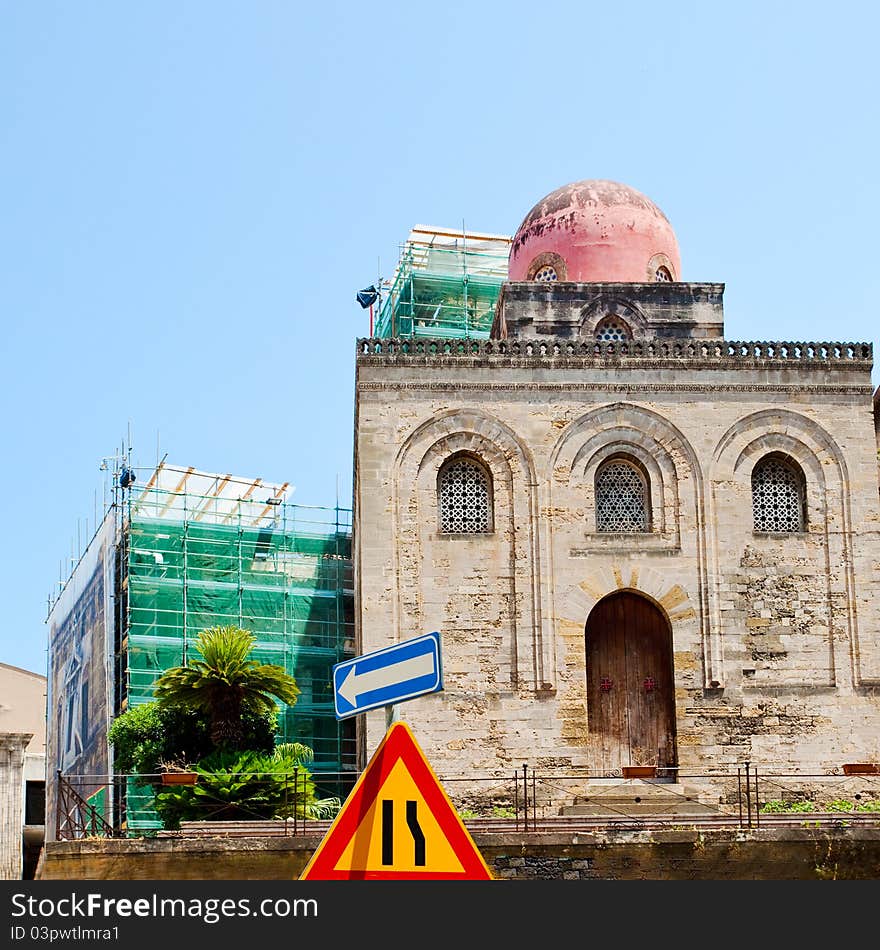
353,338 -> 880,777
495,282 -> 726,340
36,828 -> 880,881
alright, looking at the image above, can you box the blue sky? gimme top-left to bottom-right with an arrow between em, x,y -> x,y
2,2 -> 879,677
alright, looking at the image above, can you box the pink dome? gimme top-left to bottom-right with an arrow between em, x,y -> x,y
508,179 -> 681,283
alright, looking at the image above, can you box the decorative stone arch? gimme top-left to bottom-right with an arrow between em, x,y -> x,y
709,408 -> 858,686
557,567 -> 701,754
547,402 -> 713,683
550,403 -> 701,547
578,295 -> 649,341
558,565 -> 698,635
585,589 -> 679,772
711,409 -> 848,538
712,408 -> 846,483
647,252 -> 677,282
735,434 -> 826,532
421,437 -> 510,533
392,409 -> 548,689
568,431 -> 678,541
525,251 -> 568,282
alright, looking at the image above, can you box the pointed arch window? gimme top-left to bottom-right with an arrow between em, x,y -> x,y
595,458 -> 650,533
438,456 -> 493,534
752,455 -> 806,533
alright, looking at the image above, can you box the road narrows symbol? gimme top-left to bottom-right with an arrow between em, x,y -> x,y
382,800 -> 394,865
380,798 -> 427,867
406,800 -> 426,866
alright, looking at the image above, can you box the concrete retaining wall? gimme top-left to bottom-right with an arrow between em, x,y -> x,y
37,827 -> 880,881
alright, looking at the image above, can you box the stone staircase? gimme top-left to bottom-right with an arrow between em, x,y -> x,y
558,778 -> 724,819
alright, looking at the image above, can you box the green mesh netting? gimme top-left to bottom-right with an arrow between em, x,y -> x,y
123,513 -> 355,830
375,240 -> 508,339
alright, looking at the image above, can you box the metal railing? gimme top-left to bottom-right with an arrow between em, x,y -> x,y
55,764 -> 880,840
55,771 -> 115,841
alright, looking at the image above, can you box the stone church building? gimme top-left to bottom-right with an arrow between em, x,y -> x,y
353,179 -> 880,780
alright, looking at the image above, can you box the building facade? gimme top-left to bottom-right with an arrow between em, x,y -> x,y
353,180 -> 880,780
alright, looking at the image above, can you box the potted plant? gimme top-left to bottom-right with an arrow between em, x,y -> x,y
622,747 -> 657,779
159,759 -> 199,786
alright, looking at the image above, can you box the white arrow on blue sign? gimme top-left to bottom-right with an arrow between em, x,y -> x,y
333,632 -> 443,720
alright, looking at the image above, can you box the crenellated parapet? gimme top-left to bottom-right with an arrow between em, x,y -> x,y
357,337 -> 873,366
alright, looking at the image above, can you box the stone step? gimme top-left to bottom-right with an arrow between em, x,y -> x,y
559,780 -> 722,817
561,801 -> 721,817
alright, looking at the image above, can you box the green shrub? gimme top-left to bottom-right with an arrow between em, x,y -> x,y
108,701 -> 276,775
153,744 -> 339,830
759,799 -> 816,813
827,799 -> 880,813
761,798 -> 880,814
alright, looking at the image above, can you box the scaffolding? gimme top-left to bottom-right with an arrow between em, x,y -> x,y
116,464 -> 356,831
373,225 -> 511,339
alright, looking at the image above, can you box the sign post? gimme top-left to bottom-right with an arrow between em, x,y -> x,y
301,630 -> 493,880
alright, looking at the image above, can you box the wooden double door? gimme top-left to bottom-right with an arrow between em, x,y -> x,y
585,591 -> 678,775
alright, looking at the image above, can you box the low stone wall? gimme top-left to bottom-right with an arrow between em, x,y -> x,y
37,827 -> 880,881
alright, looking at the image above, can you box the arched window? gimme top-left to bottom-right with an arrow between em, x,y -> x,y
533,265 -> 558,282
526,252 -> 567,282
752,455 -> 806,532
438,456 -> 493,534
654,265 -> 672,282
594,316 -> 632,341
595,458 -> 649,532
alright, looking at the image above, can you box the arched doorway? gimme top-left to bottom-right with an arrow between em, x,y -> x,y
585,591 -> 678,775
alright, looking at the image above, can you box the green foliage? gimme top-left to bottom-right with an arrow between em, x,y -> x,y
760,798 -> 880,814
114,625 -> 322,831
153,744 -> 340,830
760,799 -> 816,813
153,625 -> 301,749
827,799 -> 880,813
456,804 -> 515,819
108,701 -> 276,774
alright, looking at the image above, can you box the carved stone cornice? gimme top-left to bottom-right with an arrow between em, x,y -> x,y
357,381 -> 873,395
356,337 -> 873,370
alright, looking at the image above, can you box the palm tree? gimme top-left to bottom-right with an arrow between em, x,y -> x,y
154,625 -> 301,749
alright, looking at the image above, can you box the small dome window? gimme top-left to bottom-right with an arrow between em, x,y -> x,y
594,317 -> 632,342
655,266 -> 672,282
525,252 -> 567,282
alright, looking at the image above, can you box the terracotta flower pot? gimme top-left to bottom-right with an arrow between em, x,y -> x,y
842,763 -> 880,775
622,765 -> 657,779
161,772 -> 199,785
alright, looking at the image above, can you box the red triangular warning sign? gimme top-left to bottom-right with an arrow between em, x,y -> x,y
300,721 -> 493,880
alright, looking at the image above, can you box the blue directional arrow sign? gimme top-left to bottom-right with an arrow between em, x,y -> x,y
333,632 -> 443,720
